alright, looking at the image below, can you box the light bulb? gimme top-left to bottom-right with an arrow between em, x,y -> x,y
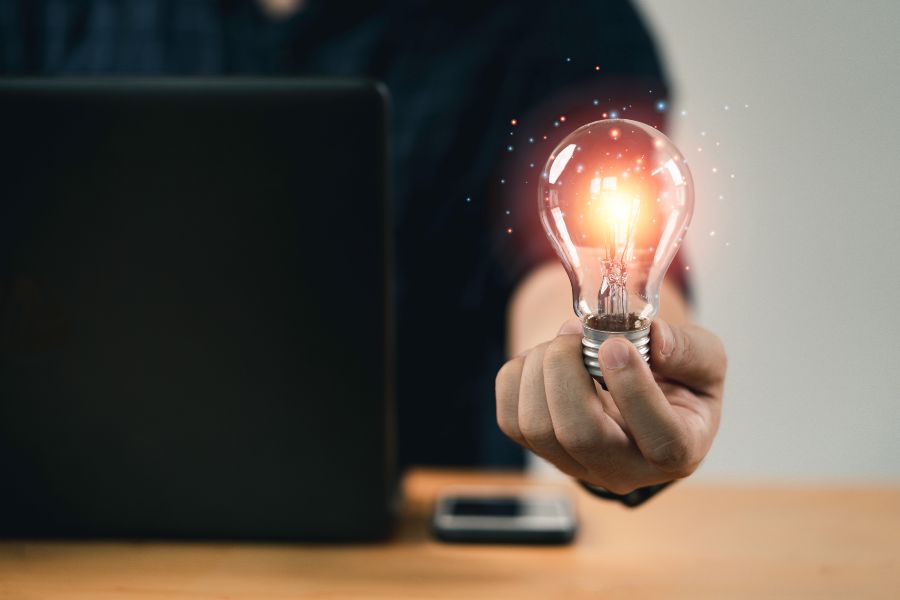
538,119 -> 694,386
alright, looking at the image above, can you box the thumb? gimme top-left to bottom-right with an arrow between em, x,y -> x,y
650,319 -> 727,390
599,337 -> 693,475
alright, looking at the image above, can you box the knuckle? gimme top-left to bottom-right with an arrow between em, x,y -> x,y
495,358 -> 526,444
495,357 -> 524,392
555,425 -> 599,456
674,327 -> 694,369
496,356 -> 525,383
496,417 -> 523,443
495,403 -> 519,437
519,421 -> 556,448
518,409 -> 555,447
543,336 -> 575,371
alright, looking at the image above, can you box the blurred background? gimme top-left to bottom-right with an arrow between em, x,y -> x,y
636,0 -> 900,481
2,0 -> 898,484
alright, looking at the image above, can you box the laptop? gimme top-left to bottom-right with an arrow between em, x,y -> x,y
0,79 -> 396,540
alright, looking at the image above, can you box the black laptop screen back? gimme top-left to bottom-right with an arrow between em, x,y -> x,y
0,79 -> 394,540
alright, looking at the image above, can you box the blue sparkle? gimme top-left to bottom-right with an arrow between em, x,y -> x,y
655,100 -> 668,112
609,110 -> 619,118
507,145 -> 514,152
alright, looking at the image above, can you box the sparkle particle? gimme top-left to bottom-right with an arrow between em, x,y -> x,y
709,230 -> 716,237
466,196 -> 471,203
506,227 -> 513,234
593,99 -> 600,106
507,145 -> 514,152
594,65 -> 600,71
680,110 -> 688,116
510,118 -> 518,126
609,111 -> 619,118
559,115 -> 566,122
655,100 -> 667,112
565,57 -> 571,63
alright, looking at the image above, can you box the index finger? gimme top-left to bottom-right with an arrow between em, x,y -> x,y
541,334 -> 626,457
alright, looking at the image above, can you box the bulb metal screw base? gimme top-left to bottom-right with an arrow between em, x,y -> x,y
582,322 -> 651,389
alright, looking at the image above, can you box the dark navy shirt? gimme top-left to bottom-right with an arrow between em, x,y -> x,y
0,0 -> 678,467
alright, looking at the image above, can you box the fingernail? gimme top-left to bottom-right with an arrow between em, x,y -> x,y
600,339 -> 630,370
659,320 -> 675,357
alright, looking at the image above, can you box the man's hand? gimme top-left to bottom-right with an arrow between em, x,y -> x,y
495,319 -> 726,494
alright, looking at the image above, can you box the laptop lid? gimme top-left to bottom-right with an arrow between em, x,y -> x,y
0,79 -> 396,540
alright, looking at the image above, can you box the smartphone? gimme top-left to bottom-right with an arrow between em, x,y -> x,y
432,487 -> 577,544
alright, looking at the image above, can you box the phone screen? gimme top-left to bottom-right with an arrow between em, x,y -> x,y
450,497 -> 525,517
435,492 -> 577,544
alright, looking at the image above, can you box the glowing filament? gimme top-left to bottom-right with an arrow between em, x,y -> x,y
589,176 -> 641,262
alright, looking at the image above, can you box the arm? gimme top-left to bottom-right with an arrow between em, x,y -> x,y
497,264 -> 725,499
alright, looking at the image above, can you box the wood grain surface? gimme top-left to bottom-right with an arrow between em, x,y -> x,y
1,469 -> 898,599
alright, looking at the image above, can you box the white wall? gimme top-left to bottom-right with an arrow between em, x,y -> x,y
635,0 -> 900,481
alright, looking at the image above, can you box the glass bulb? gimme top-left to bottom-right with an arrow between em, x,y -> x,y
538,119 -> 694,384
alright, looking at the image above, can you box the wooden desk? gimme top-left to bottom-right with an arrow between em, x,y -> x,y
1,469 -> 898,599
